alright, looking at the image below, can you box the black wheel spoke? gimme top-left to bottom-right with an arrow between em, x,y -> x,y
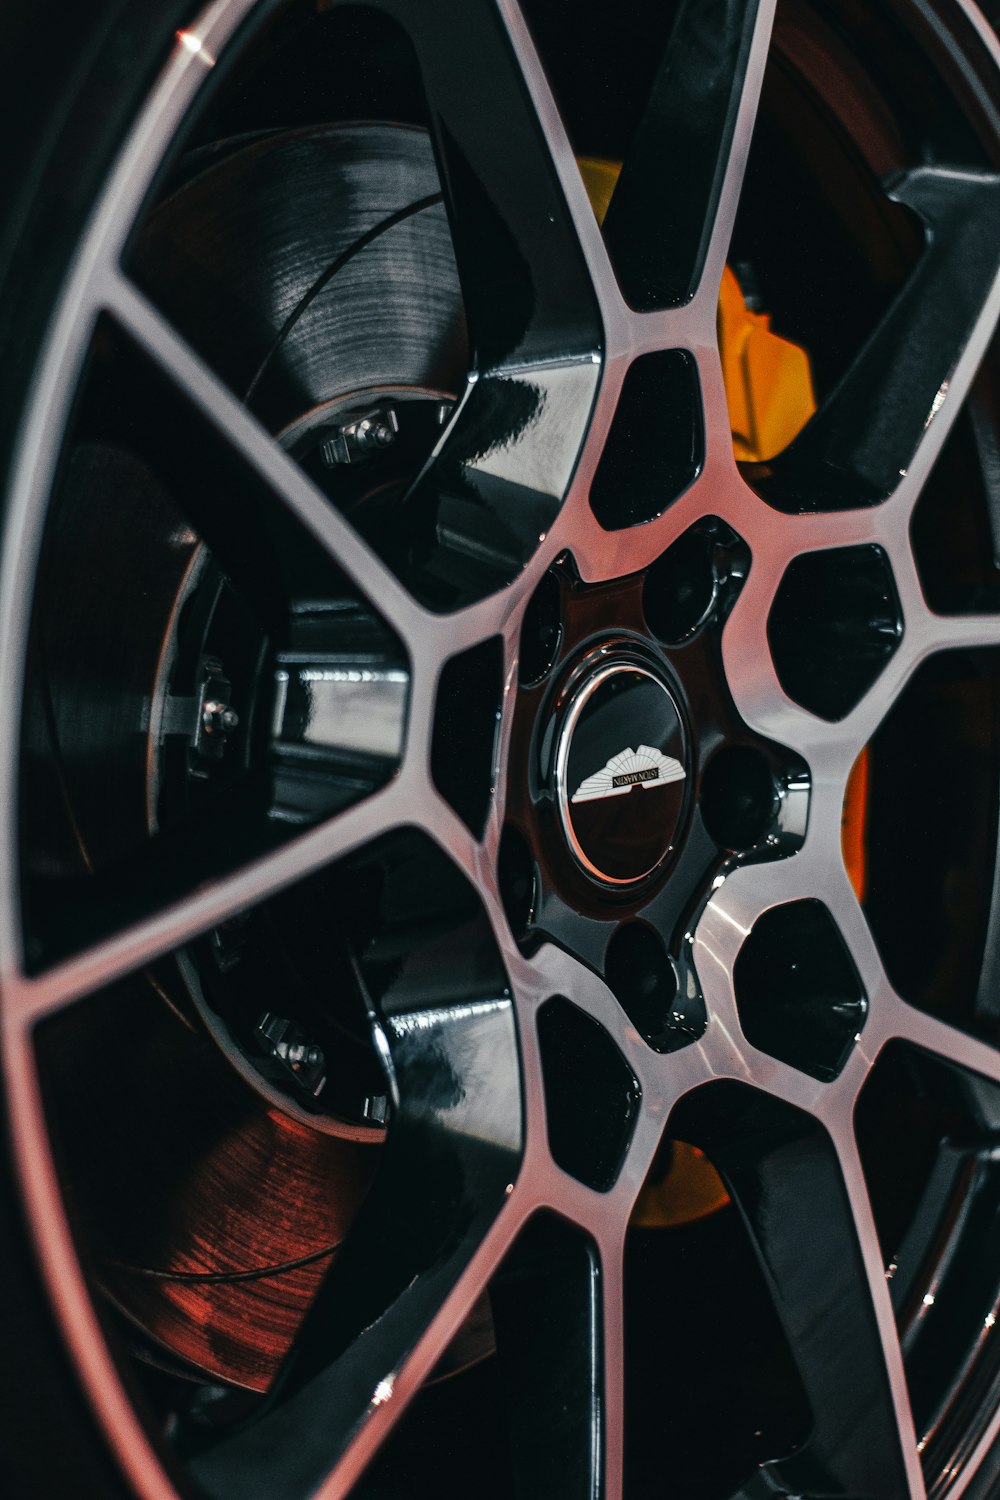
360,0 -> 603,609
761,169 -> 1000,511
681,1086 -> 914,1500
187,910 -> 523,1500
489,1214 -> 605,1500
373,0 -> 603,370
390,353 -> 601,609
601,0 -> 773,310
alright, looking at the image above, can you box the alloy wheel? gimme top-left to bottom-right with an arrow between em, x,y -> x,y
3,2 -> 1000,1498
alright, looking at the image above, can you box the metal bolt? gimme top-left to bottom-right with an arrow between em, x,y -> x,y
256,1011 -> 327,1098
320,406 -> 399,467
356,417 -> 396,452
202,700 -> 240,735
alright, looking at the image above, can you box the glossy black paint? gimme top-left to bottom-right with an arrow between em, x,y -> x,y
503,549 -> 808,1047
604,920 -> 700,1053
601,0 -> 763,309
642,520 -> 732,645
490,1215 -> 603,1500
699,744 -> 780,851
431,636 -> 504,839
538,996 -> 641,1191
519,567 -> 565,688
673,1084 -> 910,1500
188,841 -> 524,1499
756,169 -> 1000,511
369,0 -> 604,610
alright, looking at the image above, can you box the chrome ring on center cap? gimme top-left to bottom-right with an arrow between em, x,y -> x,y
553,657 -> 689,886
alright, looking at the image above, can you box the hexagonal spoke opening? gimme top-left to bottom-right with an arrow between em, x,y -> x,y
767,545 -> 902,722
863,650 -> 1000,1049
431,637 -> 503,840
20,313 -> 408,970
856,1042 -> 1000,1492
734,899 -> 868,1081
35,828 -> 523,1498
538,996 -> 640,1192
590,351 -> 704,532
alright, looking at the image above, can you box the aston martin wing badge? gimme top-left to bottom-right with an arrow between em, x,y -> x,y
571,744 -> 686,803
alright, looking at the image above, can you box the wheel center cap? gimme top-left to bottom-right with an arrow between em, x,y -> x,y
554,657 -> 688,886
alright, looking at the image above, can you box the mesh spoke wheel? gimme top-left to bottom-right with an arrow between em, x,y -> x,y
1,2 -> 1000,1499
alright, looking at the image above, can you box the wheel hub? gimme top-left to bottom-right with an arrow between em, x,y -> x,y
553,649 -> 688,886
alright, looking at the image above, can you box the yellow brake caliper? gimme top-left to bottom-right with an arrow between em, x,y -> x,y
578,157 -> 866,1226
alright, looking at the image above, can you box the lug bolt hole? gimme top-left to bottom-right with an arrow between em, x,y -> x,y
643,528 -> 719,644
700,745 -> 779,852
499,823 -> 538,942
605,921 -> 684,1050
519,568 -> 563,687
